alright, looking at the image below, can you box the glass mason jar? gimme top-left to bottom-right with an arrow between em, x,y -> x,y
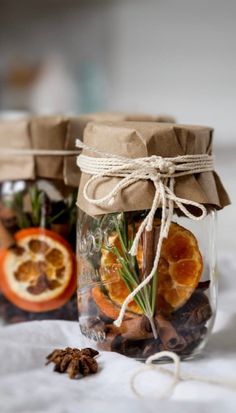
77,208 -> 217,360
0,178 -> 77,324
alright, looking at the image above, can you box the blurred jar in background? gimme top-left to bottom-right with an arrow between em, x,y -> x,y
0,116 -> 80,324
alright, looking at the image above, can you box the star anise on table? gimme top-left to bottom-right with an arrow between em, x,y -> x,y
46,347 -> 99,379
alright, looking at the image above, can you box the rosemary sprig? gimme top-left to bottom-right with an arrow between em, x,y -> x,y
108,213 -> 158,338
4,184 -> 77,232
29,186 -> 45,227
4,192 -> 30,229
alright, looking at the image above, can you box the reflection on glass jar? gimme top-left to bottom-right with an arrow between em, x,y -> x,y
0,179 -> 77,324
77,208 -> 217,360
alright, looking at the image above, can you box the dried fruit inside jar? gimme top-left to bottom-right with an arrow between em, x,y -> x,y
78,212 -> 214,359
0,180 -> 77,320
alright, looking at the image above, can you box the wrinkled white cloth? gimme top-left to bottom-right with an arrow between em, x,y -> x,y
0,253 -> 236,413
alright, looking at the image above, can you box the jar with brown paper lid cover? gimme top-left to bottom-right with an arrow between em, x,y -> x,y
0,116 -> 80,324
76,121 -> 230,360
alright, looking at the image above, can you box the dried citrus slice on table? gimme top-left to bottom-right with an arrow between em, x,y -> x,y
94,220 -> 203,318
0,228 -> 76,312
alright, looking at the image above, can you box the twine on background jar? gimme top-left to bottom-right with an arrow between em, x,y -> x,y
0,149 -> 80,156
76,138 -> 214,330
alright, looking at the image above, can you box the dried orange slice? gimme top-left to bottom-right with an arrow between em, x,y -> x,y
99,230 -> 143,315
92,286 -> 122,320
96,220 -> 202,317
157,223 -> 203,310
0,228 -> 76,312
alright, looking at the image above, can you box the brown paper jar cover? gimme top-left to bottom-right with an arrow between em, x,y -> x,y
0,116 -> 73,184
77,121 -> 230,216
63,112 -> 176,186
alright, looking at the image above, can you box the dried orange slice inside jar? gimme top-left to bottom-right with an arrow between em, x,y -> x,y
92,220 -> 202,319
0,228 -> 76,312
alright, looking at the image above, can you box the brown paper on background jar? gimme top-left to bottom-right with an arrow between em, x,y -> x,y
64,112 -> 176,187
0,116 -> 78,187
30,116 -> 68,181
0,119 -> 34,181
77,121 -> 230,216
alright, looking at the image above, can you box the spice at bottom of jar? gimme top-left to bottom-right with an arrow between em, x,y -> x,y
78,282 -> 213,360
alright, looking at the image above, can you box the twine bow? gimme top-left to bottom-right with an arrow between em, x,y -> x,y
76,139 -> 214,328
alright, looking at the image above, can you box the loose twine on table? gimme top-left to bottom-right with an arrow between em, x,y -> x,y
76,138 -> 214,328
130,351 -> 236,399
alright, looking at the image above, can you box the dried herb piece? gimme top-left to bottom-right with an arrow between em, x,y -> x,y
46,347 -> 99,379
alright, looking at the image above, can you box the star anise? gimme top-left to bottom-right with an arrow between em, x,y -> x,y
46,347 -> 99,379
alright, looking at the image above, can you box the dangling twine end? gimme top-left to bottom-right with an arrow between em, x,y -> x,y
75,138 -> 84,149
163,228 -> 169,238
129,245 -> 138,257
113,319 -> 122,328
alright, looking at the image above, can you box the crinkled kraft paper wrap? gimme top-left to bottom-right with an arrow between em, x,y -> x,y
77,121 -> 230,216
0,116 -> 75,185
65,112 -> 176,187
0,112 -> 176,187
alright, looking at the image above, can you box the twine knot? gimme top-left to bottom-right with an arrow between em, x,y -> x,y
157,158 -> 175,174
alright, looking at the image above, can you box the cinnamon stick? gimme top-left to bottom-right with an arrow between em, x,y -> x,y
142,224 -> 161,278
155,314 -> 186,351
120,315 -> 155,341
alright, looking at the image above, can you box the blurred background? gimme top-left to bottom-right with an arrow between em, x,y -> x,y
0,0 -> 235,251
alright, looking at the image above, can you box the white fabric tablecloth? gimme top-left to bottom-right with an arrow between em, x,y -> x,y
1,253 -> 236,413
